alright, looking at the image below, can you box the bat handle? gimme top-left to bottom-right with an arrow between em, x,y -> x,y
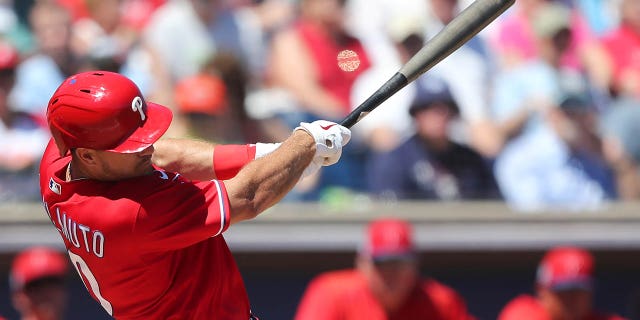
340,73 -> 409,128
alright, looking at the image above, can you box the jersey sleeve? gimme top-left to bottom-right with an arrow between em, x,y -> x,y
133,174 -> 231,252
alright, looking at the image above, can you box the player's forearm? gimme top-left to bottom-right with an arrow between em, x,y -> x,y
225,130 -> 315,224
152,138 -> 216,180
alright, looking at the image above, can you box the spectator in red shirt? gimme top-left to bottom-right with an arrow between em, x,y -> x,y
294,217 -> 475,320
9,247 -> 70,320
498,246 -> 627,320
601,0 -> 640,99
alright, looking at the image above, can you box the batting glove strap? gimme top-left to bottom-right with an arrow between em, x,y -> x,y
301,157 -> 322,179
294,120 -> 351,166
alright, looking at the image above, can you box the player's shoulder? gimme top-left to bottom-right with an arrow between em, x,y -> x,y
498,294 -> 547,320
420,278 -> 468,306
422,278 -> 460,296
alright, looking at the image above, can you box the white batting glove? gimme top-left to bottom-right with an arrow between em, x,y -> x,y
295,120 -> 351,166
301,157 -> 322,178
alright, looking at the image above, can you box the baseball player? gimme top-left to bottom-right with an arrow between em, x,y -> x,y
498,246 -> 627,320
294,218 -> 475,320
9,246 -> 69,320
39,71 -> 351,319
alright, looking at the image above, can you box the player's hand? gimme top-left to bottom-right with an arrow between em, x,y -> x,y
295,120 -> 351,166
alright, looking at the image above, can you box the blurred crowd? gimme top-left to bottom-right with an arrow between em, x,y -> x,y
1,0 -> 640,211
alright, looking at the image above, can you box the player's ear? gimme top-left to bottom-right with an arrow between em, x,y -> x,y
75,148 -> 98,165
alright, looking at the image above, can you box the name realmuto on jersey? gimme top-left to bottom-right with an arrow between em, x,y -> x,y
43,201 -> 105,258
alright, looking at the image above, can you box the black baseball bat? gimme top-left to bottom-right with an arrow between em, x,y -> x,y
341,0 -> 515,128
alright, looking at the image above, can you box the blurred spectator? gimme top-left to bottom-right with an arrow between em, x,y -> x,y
491,0 -> 610,91
0,41 -> 50,202
491,2 -> 615,211
599,97 -> 640,199
601,0 -> 640,99
294,217 -> 475,320
495,93 -> 616,211
202,52 -> 271,143
144,0 -> 290,86
344,0 -> 426,68
71,0 -> 177,135
214,0 -> 295,86
349,15 -> 423,152
174,72 -> 230,141
423,0 -> 503,158
9,246 -> 70,320
55,0 -> 90,21
72,0 -> 142,68
268,0 -> 371,122
572,0 -> 621,36
498,246 -> 627,320
9,0 -> 80,118
143,0 -> 219,82
0,1 -> 34,54
266,0 -> 373,198
367,76 -> 499,200
120,0 -> 166,32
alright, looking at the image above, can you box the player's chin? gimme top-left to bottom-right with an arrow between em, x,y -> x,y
133,158 -> 155,176
140,163 -> 155,176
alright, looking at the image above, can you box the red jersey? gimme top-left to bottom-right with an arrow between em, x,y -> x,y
601,25 -> 640,97
39,139 -> 253,319
296,21 -> 371,114
498,294 -> 627,320
294,269 -> 474,320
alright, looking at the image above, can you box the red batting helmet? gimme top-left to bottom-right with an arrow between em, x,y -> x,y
47,71 -> 173,156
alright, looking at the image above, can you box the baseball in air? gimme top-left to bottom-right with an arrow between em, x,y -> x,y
337,50 -> 360,72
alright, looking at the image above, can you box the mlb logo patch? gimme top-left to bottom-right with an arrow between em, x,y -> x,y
49,178 -> 61,195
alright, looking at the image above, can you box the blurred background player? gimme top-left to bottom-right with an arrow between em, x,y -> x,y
9,246 -> 69,320
498,246 -> 627,320
294,217 -> 475,320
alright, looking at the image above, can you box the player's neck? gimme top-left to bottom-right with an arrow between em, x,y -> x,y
66,161 -> 88,182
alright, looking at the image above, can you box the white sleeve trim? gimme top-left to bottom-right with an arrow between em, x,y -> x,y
212,180 -> 227,236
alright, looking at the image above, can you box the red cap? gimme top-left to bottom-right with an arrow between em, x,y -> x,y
363,218 -> 415,262
174,73 -> 227,116
536,246 -> 594,291
0,41 -> 19,70
10,247 -> 68,291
